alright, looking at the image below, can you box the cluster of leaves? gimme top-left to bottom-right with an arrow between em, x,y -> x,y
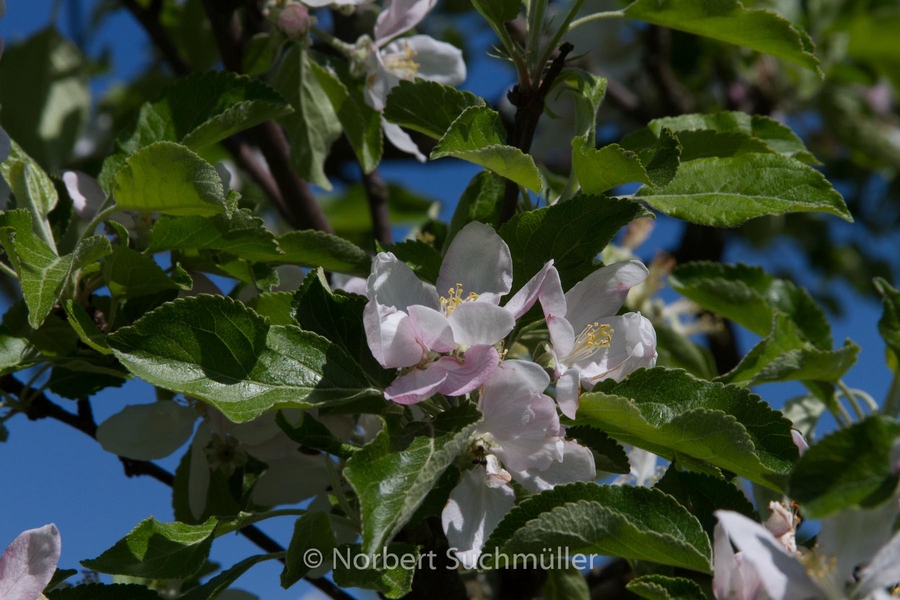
0,0 -> 899,599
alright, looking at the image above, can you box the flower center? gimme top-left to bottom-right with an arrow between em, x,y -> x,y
384,42 -> 420,79
562,322 -> 613,364
440,283 -> 479,316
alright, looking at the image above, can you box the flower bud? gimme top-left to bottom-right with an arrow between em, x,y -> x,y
278,4 -> 311,39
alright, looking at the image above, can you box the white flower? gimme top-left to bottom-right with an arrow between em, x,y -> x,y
0,524 -> 61,600
538,261 -> 657,418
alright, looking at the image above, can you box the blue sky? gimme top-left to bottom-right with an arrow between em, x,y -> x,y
0,2 -> 894,599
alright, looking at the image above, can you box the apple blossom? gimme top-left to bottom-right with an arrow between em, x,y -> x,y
0,524 -> 61,600
441,360 -> 595,568
538,260 -> 658,418
365,221 -> 550,404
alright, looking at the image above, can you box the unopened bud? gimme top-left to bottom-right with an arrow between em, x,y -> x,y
278,4 -> 311,39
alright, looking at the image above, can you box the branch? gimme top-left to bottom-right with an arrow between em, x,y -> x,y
120,0 -> 189,76
643,25 -> 694,116
499,42 -> 575,225
361,168 -> 391,245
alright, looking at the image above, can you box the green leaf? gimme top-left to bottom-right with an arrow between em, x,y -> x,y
483,483 -> 711,573
281,512 -> 336,588
63,300 -> 111,354
624,112 -> 818,164
248,292 -> 297,326
431,106 -> 541,192
148,209 -> 281,259
48,583 -> 162,600
670,262 -> 833,349
573,128 -> 680,194
655,324 -> 717,379
634,154 -> 851,227
655,466 -> 758,537
103,246 -> 180,299
622,0 -> 821,74
384,79 -> 487,140
108,295 -> 381,423
293,268 -> 391,388
0,210 -> 112,328
627,575 -> 707,600
577,368 -> 799,490
717,314 -> 859,386
276,410 -> 356,460
274,44 -> 342,190
311,60 -> 382,173
444,171 -> 505,252
543,565 -> 589,600
44,568 -> 78,593
788,415 -> 900,518
332,543 -> 418,599
471,0 -> 522,29
263,230 -> 371,277
82,517 -> 217,578
113,142 -> 232,216
499,194 -> 652,293
0,28 -> 90,171
565,426 -> 630,474
179,554 -> 280,600
0,322 -> 39,375
382,239 -> 442,284
552,68 -> 607,141
0,138 -> 59,220
344,404 -> 482,555
875,278 -> 900,359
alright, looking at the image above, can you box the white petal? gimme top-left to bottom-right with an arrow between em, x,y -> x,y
407,304 -> 455,353
0,127 -> 10,163
358,414 -> 383,444
189,425 -> 214,520
438,222 -> 512,304
714,511 -> 819,600
382,119 -> 426,162
791,430 -> 809,456
713,523 -> 764,600
578,313 -> 657,384
441,467 -> 516,570
384,363 -> 448,404
367,252 -> 439,310
447,302 -> 514,346
252,454 -> 331,507
511,441 -> 596,493
374,0 -> 436,44
504,260 -> 554,319
363,301 -> 426,368
555,368 -> 581,419
331,274 -> 368,295
564,260 -> 649,334
62,170 -> 105,221
436,345 -> 500,397
97,402 -> 197,460
491,394 -> 563,472
304,0 -> 372,6
484,454 -> 512,488
0,524 -> 61,600
480,360 -> 551,414
850,511 -> 900,596
388,35 -> 466,86
627,447 -> 659,488
364,51 -> 397,112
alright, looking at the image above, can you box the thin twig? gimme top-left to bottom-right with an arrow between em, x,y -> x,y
361,168 -> 391,245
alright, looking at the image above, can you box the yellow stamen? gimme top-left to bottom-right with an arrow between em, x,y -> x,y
440,283 -> 479,316
562,322 -> 613,364
384,42 -> 420,79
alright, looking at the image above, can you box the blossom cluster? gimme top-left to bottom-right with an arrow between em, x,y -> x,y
362,222 -> 657,565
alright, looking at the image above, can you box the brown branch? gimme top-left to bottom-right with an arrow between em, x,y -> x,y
643,25 -> 694,117
499,42 -> 575,225
361,168 -> 391,245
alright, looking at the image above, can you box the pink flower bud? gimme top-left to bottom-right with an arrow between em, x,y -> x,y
278,4 -> 311,39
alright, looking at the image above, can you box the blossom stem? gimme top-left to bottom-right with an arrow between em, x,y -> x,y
0,261 -> 18,280
566,10 -> 625,32
525,0 -> 548,70
326,457 -> 360,524
883,370 -> 900,418
837,379 -> 866,421
214,509 -> 359,537
310,26 -> 355,56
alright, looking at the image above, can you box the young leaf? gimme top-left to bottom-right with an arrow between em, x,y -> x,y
552,68 -> 607,141
81,517 -> 218,579
103,246 -> 180,299
577,368 -> 799,490
471,0 -> 522,32
431,106 -> 542,192
443,171 -> 505,252
573,127 -> 680,193
148,209 -> 281,259
626,575 -> 707,600
634,154 -> 851,227
670,262 -> 833,350
47,583 -> 163,600
249,291 -> 297,326
108,295 -> 382,423
543,565 -> 589,600
179,554 -> 280,600
275,410 -> 355,459
0,138 -> 59,219
113,141 -> 232,216
654,466 -> 758,537
874,278 -> 900,359
499,194 -> 652,293
281,512 -> 336,588
483,483 -> 712,573
622,0 -> 821,74
384,79 -> 487,140
344,404 -> 482,556
564,426 -> 630,474
263,230 -> 371,278
331,543 -> 418,599
63,300 -> 111,354
274,44 -> 342,190
788,415 -> 900,518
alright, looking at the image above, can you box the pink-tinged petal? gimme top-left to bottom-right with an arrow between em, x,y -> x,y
374,0 -> 437,44
383,120 -> 426,162
538,266 -> 568,318
63,170 -> 105,221
385,363 -> 448,404
442,467 -> 516,570
504,260 -> 555,319
407,304 -> 455,353
492,394 -> 563,472
331,274 -> 368,295
483,454 -> 512,488
713,523 -> 763,600
819,499 -> 899,589
447,301 -> 514,346
481,359 -> 551,411
438,221 -> 512,304
790,430 -> 809,456
363,301 -> 425,368
556,368 -> 581,419
511,440 -> 596,493
547,314 -> 576,360
855,527 -> 900,598
714,511 -> 819,600
251,454 -> 331,507
578,313 -> 657,384
367,252 -> 439,311
437,345 -> 499,397
564,260 -> 649,333
0,524 -> 61,600
390,35 -> 466,86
